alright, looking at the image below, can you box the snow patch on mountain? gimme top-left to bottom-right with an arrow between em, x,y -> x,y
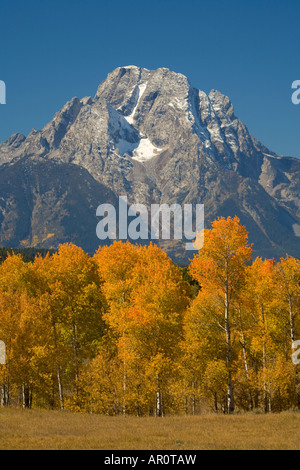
115,134 -> 162,162
132,137 -> 162,162
125,83 -> 147,125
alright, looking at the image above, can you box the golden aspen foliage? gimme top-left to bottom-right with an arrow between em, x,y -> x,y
0,223 -> 298,415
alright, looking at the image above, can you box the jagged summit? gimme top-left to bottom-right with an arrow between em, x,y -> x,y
0,66 -> 299,260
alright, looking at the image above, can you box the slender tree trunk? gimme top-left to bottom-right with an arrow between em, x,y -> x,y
260,305 -> 269,413
72,320 -> 79,396
0,385 -> 4,407
156,390 -> 162,417
241,336 -> 254,411
49,380 -> 55,410
225,269 -> 234,414
289,297 -> 296,345
262,340 -> 268,412
1,364 -> 10,407
1,384 -> 8,407
238,305 -> 254,411
214,392 -> 218,412
222,398 -> 226,414
155,374 -> 163,417
52,322 -> 64,410
121,295 -> 127,417
268,386 -> 272,414
22,384 -> 31,409
57,365 -> 64,411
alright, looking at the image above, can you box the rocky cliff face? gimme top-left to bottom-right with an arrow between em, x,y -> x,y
0,65 -> 299,261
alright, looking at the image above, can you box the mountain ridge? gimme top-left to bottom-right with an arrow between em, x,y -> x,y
0,65 -> 299,261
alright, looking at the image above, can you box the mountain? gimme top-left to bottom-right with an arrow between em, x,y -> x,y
0,65 -> 299,261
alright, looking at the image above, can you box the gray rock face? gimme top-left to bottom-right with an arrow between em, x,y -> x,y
0,65 -> 299,261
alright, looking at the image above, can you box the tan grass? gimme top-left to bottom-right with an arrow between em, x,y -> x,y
0,408 -> 299,450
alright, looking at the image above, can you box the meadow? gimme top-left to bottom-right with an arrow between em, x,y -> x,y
0,408 -> 299,450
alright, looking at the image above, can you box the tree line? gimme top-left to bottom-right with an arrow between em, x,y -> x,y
0,247 -> 56,264
0,216 -> 299,415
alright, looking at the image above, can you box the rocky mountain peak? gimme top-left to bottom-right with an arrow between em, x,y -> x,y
0,65 -> 299,261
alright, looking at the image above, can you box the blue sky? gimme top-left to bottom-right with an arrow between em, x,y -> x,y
0,0 -> 300,157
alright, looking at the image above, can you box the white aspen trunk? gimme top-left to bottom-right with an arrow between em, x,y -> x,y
260,305 -> 269,413
1,385 -> 7,407
52,322 -> 64,410
238,306 -> 253,411
22,384 -> 31,409
72,320 -> 79,396
22,384 -> 25,409
0,385 -> 4,407
1,363 -> 10,407
156,390 -> 162,417
57,365 -> 64,411
225,265 -> 234,414
155,374 -> 162,417
289,296 -> 296,344
121,293 -> 127,417
268,386 -> 272,414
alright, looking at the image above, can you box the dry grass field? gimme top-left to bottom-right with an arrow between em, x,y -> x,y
0,408 -> 299,450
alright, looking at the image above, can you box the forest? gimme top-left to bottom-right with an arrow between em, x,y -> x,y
0,216 -> 299,416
